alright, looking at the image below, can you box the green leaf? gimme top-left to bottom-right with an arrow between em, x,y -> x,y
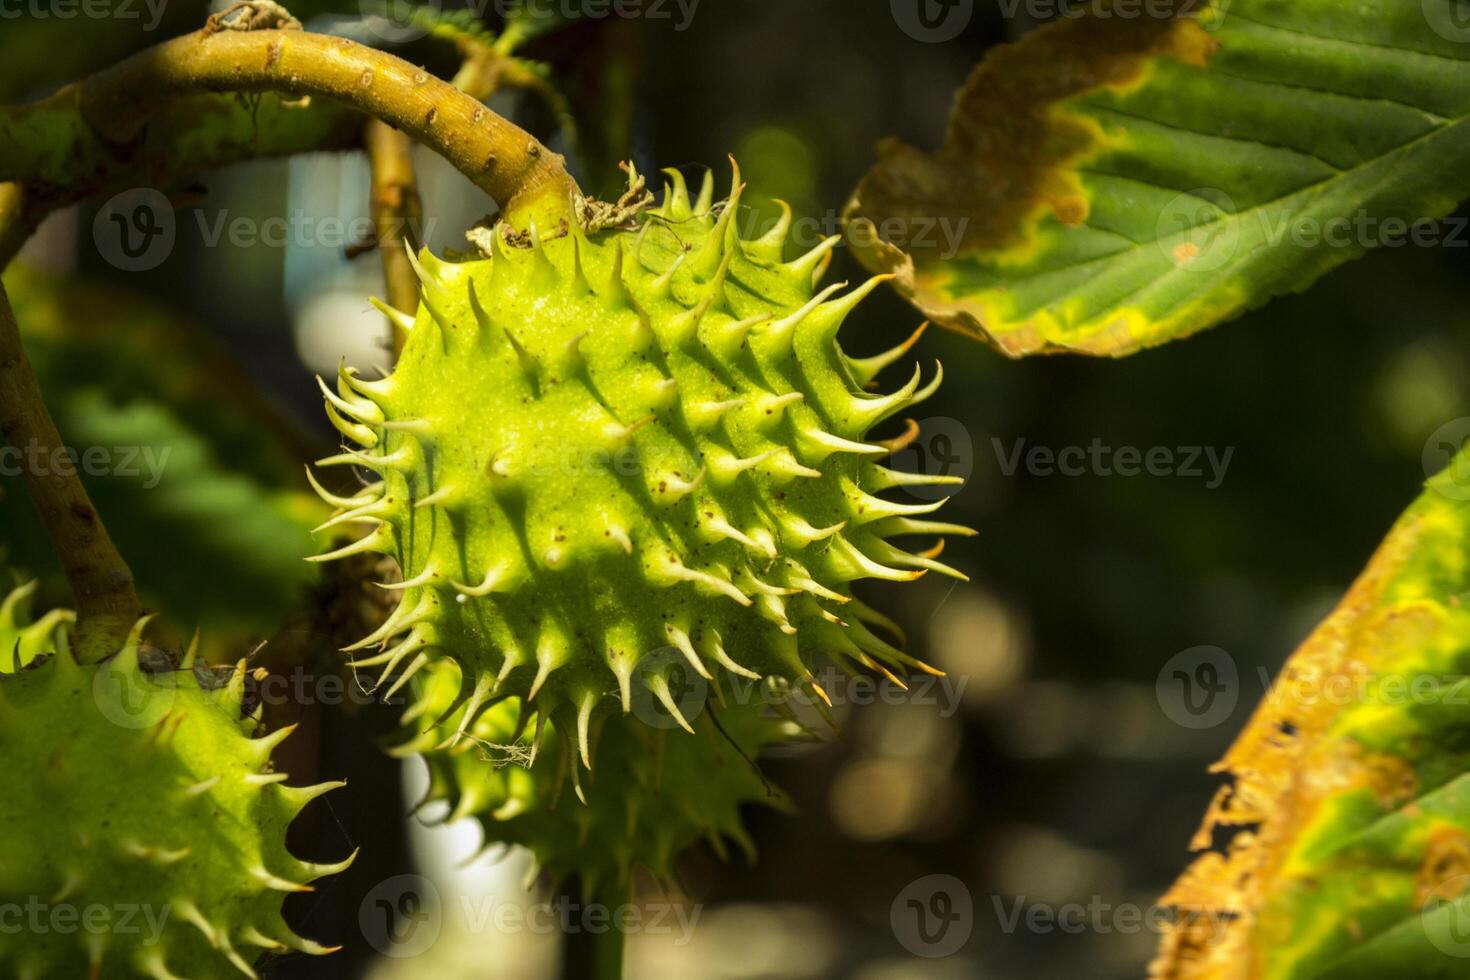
844,0 -> 1470,357
0,269 -> 327,641
1155,448 -> 1470,978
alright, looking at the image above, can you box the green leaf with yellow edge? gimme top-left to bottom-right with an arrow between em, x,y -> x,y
0,267 -> 327,641
1154,448 -> 1470,979
845,0 -> 1470,357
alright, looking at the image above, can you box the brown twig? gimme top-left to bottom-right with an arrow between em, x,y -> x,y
75,28 -> 576,228
362,120 -> 423,356
0,280 -> 141,662
0,25 -> 582,270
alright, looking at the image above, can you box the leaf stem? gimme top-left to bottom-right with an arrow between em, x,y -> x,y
594,911 -> 627,980
362,120 -> 423,356
559,879 -> 627,980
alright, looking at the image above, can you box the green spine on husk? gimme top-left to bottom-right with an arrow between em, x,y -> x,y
0,580 -> 72,670
395,658 -> 802,896
312,160 -> 970,763
0,602 -> 354,980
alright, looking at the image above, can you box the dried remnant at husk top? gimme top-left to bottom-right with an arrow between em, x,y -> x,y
311,161 -> 970,759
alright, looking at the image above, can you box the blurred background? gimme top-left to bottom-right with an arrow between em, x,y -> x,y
4,1 -> 1469,977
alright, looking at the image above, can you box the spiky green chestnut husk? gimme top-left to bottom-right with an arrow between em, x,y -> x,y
0,620 -> 354,979
0,580 -> 72,670
313,162 -> 969,749
395,659 -> 800,896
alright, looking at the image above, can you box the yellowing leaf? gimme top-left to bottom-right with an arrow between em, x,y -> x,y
1155,449 -> 1470,978
846,0 -> 1470,356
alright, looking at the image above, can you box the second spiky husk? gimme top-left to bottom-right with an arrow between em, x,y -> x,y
394,658 -> 803,897
0,602 -> 353,979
